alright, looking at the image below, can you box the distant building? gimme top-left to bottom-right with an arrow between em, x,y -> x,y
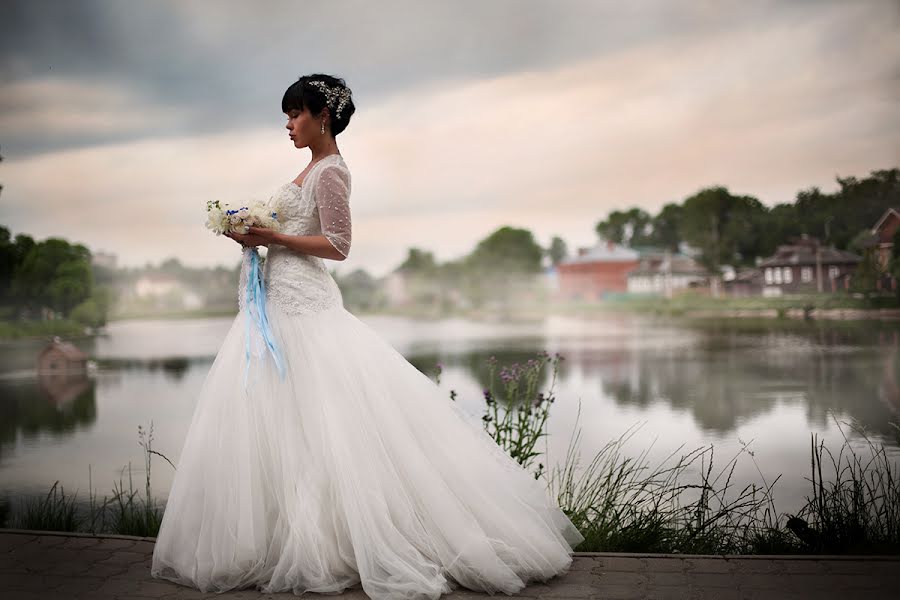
873,207 -> 900,270
757,235 -> 860,295
133,274 -> 204,309
556,239 -> 639,300
724,268 -> 764,297
91,251 -> 118,270
626,251 -> 708,296
38,336 -> 88,374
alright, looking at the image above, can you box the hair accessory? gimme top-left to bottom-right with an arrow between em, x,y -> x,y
307,80 -> 352,121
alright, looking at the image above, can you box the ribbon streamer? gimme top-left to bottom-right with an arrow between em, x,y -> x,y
242,247 -> 286,390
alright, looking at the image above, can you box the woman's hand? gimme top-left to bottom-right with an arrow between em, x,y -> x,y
225,226 -> 275,248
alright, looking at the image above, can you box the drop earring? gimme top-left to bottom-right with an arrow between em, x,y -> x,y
320,120 -> 325,135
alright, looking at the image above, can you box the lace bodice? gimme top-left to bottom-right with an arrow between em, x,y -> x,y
243,154 -> 352,316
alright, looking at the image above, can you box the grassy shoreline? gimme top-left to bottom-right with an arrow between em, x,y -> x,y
3,353 -> 898,555
3,292 -> 899,340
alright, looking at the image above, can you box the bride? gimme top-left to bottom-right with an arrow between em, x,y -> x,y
150,73 -> 584,600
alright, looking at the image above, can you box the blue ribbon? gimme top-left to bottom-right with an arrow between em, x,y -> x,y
243,248 -> 286,389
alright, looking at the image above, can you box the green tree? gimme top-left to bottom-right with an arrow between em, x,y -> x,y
466,226 -> 544,274
647,203 -> 684,252
852,248 -> 880,298
595,208 -> 653,246
547,236 -> 568,265
680,187 -> 765,271
0,226 -> 15,306
396,248 -> 437,275
11,238 -> 93,317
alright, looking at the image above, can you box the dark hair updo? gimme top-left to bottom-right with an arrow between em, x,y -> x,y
282,73 -> 356,137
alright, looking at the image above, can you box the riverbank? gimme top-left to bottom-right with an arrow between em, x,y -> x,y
3,292 -> 899,341
0,529 -> 896,599
557,293 -> 900,322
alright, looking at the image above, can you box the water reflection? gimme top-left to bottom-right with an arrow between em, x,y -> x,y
0,375 -> 97,460
0,314 -> 898,515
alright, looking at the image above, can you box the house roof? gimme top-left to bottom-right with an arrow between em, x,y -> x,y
758,242 -> 861,268
39,337 -> 88,360
872,207 -> 900,235
626,253 -> 708,277
560,239 -> 640,265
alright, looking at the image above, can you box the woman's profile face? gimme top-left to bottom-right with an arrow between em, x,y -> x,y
284,106 -> 321,149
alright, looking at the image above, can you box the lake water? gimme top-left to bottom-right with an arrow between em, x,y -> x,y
1,311 -> 898,520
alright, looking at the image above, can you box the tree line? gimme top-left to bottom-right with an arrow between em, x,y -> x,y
0,226 -> 113,327
594,167 -> 899,272
388,167 -> 899,309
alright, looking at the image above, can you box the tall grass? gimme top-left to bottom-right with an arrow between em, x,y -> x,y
7,421 -> 169,537
7,352 -> 900,555
546,400 -> 900,554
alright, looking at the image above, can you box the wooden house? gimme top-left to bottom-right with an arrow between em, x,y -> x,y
872,207 -> 900,270
758,235 -> 860,294
37,336 -> 88,374
626,251 -> 708,296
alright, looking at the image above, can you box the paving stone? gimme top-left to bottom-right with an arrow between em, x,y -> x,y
84,561 -> 132,578
536,583 -> 599,598
593,571 -> 647,587
32,535 -> 69,548
780,560 -> 827,575
558,569 -> 598,585
687,586 -> 744,600
515,583 -> 555,597
3,533 -> 900,600
643,586 -> 695,600
730,560 -> 784,575
96,549 -> 153,565
685,572 -> 736,588
645,572 -> 690,587
734,573 -> 786,590
683,558 -> 734,574
49,575 -> 106,595
95,538 -> 139,551
644,558 -> 687,573
62,536 -> 103,549
594,557 -> 644,572
587,583 -> 646,599
0,534 -> 38,553
568,556 -> 597,571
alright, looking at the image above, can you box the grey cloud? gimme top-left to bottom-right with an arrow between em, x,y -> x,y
1,0 -> 897,159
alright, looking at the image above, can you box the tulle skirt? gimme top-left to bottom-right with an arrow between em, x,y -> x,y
150,300 -> 584,599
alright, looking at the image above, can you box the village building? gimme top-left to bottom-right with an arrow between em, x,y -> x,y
556,239 -> 639,300
723,268 -> 764,297
757,235 -> 860,295
131,273 -> 204,309
37,336 -> 88,374
872,207 -> 899,291
626,251 -> 708,296
873,207 -> 900,270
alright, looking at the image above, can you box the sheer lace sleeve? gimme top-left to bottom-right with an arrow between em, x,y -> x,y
315,164 -> 352,259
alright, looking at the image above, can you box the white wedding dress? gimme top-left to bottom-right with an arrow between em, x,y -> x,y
150,153 -> 584,599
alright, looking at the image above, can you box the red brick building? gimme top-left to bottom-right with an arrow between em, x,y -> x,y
873,207 -> 900,270
556,239 -> 639,300
872,207 -> 899,291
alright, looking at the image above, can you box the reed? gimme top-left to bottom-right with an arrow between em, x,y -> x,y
8,421 -> 168,538
7,353 -> 899,555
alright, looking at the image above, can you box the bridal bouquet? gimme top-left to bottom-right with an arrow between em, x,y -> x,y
205,199 -> 280,235
204,198 -> 286,388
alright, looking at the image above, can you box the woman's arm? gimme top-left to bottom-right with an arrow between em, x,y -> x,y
270,232 -> 346,261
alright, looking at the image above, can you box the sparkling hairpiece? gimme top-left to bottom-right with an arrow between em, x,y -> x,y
307,80 -> 352,121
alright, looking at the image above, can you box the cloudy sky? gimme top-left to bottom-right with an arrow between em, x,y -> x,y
1,0 -> 898,277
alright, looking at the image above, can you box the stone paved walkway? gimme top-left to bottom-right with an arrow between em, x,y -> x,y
0,529 -> 897,599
